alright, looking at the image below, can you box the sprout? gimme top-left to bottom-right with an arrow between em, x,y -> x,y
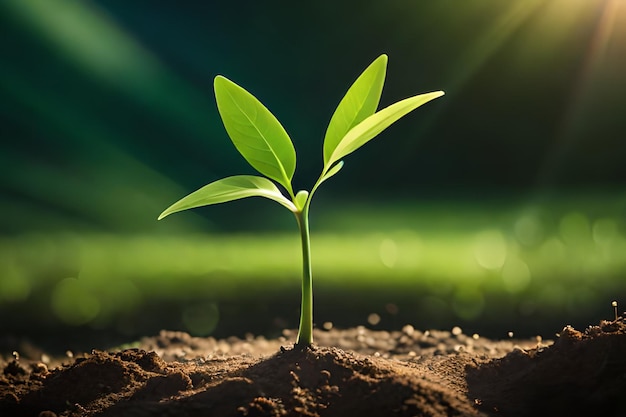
158,55 -> 443,347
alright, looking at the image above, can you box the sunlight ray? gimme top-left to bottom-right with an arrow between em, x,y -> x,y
443,0 -> 543,94
0,65 -> 209,233
535,0 -> 625,187
1,0 -> 216,141
403,0 -> 544,150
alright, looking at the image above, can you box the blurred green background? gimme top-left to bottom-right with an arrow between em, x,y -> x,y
1,0 -> 625,350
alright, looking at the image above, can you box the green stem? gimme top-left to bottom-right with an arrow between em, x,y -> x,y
295,205 -> 313,347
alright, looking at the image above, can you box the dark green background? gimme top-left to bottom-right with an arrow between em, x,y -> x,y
2,0 -> 625,233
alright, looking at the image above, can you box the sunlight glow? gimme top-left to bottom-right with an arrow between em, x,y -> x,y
4,0 -> 162,89
535,0 -> 626,185
2,0 -> 216,141
444,0 -> 543,94
0,0 -> 220,232
405,0 -> 545,151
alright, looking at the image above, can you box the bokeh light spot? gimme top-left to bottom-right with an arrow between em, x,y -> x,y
452,287 -> 485,321
539,237 -> 566,263
0,262 -> 31,302
559,212 -> 590,244
182,302 -> 219,336
473,230 -> 507,270
514,214 -> 544,246
379,238 -> 398,268
51,277 -> 100,325
501,257 -> 531,294
367,313 -> 381,326
592,217 -> 619,245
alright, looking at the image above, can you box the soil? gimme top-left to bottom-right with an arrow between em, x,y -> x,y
1,316 -> 625,417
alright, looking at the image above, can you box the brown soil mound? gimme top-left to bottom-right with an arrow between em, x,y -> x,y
1,318 -> 625,417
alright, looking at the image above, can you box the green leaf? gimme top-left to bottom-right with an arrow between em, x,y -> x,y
323,55 -> 387,164
319,161 -> 344,185
214,76 -> 296,195
294,190 -> 309,211
158,175 -> 296,220
325,91 -> 445,168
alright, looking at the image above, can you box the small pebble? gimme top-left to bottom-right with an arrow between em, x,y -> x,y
402,324 -> 415,336
367,313 -> 381,326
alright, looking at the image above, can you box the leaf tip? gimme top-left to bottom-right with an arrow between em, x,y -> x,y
372,54 -> 388,69
214,75 -> 231,90
158,206 -> 176,220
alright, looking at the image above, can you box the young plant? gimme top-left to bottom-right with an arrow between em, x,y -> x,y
158,54 -> 444,347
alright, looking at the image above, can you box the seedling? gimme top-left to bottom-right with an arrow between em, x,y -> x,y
158,55 -> 444,347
